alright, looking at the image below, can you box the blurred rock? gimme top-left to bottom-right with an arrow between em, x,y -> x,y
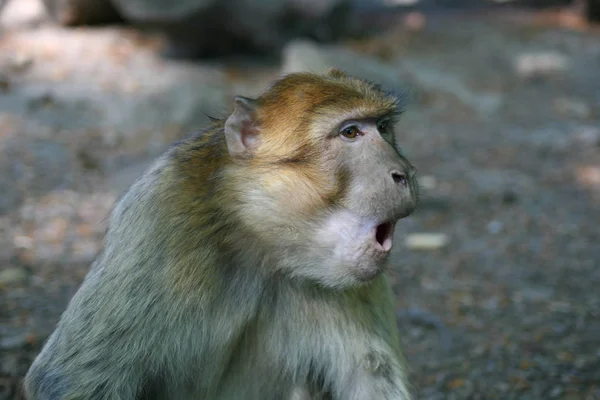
418,196 -> 452,212
513,287 -> 553,303
400,60 -> 503,115
587,0 -> 600,22
501,190 -> 519,205
0,0 -> 46,29
13,235 -> 33,250
0,27 -> 231,160
0,138 -> 75,214
0,73 -> 9,92
553,97 -> 591,119
468,169 -> 534,198
39,0 -> 122,25
549,386 -> 564,398
107,160 -> 153,194
419,175 -> 437,190
405,233 -> 449,250
31,140 -> 74,195
514,52 -> 570,79
70,238 -> 101,263
0,334 -> 28,350
282,40 -> 404,93
2,52 -> 34,74
0,267 -> 28,286
576,127 -> 600,147
486,220 -> 503,234
576,166 -> 600,189
0,170 -> 24,215
402,11 -> 426,31
39,0 -> 389,58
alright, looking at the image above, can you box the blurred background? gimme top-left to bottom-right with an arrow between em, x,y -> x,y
0,0 -> 599,398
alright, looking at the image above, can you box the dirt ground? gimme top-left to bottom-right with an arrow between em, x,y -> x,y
1,1 -> 599,399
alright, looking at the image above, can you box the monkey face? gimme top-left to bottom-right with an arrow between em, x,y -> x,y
224,71 -> 418,288
310,117 -> 418,286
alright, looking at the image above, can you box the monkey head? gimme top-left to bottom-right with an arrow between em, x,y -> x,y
223,70 -> 418,288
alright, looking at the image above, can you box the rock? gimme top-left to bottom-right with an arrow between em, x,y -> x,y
468,169 -> 534,198
486,220 -> 503,234
0,334 -> 28,350
514,52 -> 570,79
282,40 -> 405,94
0,0 -> 46,28
402,11 -> 426,31
6,52 -> 34,73
553,97 -> 591,119
419,175 -> 437,190
0,267 -> 28,286
548,386 -> 564,398
404,233 -> 449,250
111,0 -> 349,28
418,197 -> 452,212
512,287 -> 554,303
0,167 -> 24,215
113,0 -> 347,22
501,190 -> 519,205
0,72 -> 9,92
118,0 -> 369,59
36,0 -> 392,58
587,0 -> 600,22
576,166 -> 600,188
400,60 -> 503,115
0,27 -> 231,160
40,0 -> 122,25
107,160 -> 153,194
576,127 -> 600,147
112,0 -> 211,20
31,140 -> 74,195
13,236 -> 33,250
0,138 -> 77,214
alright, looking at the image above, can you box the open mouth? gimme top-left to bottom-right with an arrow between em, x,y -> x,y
374,221 -> 395,252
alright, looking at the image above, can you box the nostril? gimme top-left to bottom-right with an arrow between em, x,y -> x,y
391,171 -> 407,186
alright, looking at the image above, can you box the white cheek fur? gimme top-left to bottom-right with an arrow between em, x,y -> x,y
316,210 -> 376,262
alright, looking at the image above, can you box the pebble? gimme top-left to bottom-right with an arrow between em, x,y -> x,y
13,235 -> 33,249
404,233 -> 449,250
486,220 -> 503,234
549,386 -> 564,398
403,12 -> 426,31
419,175 -> 437,190
577,166 -> 600,187
514,52 -> 570,78
0,267 -> 28,286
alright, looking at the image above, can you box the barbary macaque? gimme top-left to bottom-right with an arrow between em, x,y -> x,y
24,69 -> 418,400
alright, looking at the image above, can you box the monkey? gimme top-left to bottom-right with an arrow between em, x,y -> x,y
23,69 -> 419,400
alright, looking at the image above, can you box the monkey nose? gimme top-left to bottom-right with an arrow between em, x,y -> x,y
390,170 -> 408,186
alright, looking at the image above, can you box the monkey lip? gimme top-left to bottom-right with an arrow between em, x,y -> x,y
374,221 -> 395,252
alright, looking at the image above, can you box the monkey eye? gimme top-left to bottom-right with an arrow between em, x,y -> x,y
340,125 -> 360,140
377,119 -> 390,133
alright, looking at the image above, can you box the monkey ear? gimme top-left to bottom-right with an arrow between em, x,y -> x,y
327,68 -> 348,79
224,96 -> 261,160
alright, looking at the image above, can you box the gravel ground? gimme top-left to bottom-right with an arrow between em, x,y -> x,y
0,1 -> 599,399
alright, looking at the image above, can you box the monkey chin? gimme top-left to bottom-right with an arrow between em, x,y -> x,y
352,221 -> 396,283
315,211 -> 398,286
